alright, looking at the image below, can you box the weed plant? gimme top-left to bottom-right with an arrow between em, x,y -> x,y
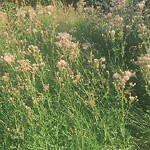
0,0 -> 150,149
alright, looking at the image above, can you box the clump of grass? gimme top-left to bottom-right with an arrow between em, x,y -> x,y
0,1 -> 149,149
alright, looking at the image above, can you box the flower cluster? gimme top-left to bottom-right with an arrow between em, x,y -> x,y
32,95 -> 44,106
88,51 -> 106,69
104,14 -> 124,36
16,60 -> 45,73
137,54 -> 150,66
93,57 -> 106,69
57,60 -> 69,71
129,94 -> 138,103
43,84 -> 50,92
113,70 -> 135,88
137,23 -> 147,33
1,73 -> 10,82
56,59 -> 81,84
27,45 -> 40,54
55,32 -> 80,60
15,45 -> 45,73
27,45 -> 45,65
113,70 -> 135,81
15,5 -> 54,22
2,53 -> 15,64
110,0 -> 128,11
113,70 -> 138,102
136,1 -> 145,11
136,53 -> 150,84
16,59 -> 32,72
56,59 -> 73,83
72,70 -> 81,84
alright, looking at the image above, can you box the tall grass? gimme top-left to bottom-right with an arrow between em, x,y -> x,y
0,0 -> 150,149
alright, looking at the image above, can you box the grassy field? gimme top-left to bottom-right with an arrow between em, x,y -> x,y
0,1 -> 150,149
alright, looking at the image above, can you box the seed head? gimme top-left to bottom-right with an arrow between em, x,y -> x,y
3,53 -> 15,64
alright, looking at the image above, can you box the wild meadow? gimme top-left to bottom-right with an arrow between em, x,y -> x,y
0,0 -> 150,149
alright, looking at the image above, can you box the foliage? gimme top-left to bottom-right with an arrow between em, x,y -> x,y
0,0 -> 149,149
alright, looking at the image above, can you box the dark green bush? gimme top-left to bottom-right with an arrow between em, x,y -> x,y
0,0 -> 146,9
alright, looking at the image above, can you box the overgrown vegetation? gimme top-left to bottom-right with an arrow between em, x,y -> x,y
0,0 -> 150,149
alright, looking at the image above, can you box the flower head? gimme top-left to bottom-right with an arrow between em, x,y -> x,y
3,53 -> 15,64
2,73 -> 9,82
57,60 -> 68,71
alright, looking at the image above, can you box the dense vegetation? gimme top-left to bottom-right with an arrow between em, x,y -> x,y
0,0 -> 150,149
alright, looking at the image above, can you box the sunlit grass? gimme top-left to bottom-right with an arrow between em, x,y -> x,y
0,1 -> 150,149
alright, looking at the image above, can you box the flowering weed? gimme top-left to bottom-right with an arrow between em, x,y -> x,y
0,1 -> 150,149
